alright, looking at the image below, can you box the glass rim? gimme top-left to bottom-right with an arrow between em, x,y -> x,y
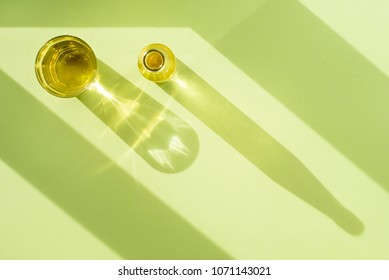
35,34 -> 97,98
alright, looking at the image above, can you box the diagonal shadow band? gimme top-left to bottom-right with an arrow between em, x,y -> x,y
2,0 -> 387,192
78,59 -> 199,173
0,70 -> 232,260
160,60 -> 364,235
216,0 -> 389,192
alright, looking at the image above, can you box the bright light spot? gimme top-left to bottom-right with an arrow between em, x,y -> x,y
148,149 -> 174,169
169,136 -> 189,156
90,81 -> 114,100
175,78 -> 187,89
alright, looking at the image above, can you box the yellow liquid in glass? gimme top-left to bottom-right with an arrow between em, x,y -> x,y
35,35 -> 97,98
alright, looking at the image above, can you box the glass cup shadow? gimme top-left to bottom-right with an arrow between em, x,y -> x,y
78,60 -> 199,173
159,59 -> 364,236
0,69 -> 231,260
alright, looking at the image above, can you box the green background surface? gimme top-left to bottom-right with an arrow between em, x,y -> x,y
1,0 -> 389,259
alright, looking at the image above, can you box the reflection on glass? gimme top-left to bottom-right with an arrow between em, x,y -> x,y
159,59 -> 364,235
79,60 -> 199,173
35,35 -> 97,98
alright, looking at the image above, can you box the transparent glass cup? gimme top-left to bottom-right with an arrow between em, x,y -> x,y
35,35 -> 97,98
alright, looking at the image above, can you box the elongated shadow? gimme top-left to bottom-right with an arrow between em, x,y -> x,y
0,70 -> 231,260
216,0 -> 389,192
78,60 -> 199,173
160,60 -> 364,235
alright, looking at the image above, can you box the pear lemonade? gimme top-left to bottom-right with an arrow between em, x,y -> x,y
35,35 -> 97,97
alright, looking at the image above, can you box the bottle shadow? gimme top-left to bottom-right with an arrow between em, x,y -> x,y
78,60 -> 199,173
216,0 -> 389,193
159,60 -> 364,235
0,69 -> 231,259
